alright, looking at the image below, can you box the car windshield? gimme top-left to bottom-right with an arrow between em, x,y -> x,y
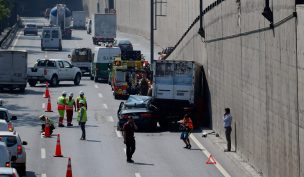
37,60 -> 56,67
0,111 -> 8,121
26,24 -> 36,28
42,30 -> 50,38
0,136 -> 17,147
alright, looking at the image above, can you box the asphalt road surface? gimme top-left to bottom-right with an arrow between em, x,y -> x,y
0,17 -> 246,177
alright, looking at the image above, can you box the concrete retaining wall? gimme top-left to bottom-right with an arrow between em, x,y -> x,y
82,0 -> 303,176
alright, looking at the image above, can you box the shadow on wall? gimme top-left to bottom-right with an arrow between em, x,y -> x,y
16,0 -> 84,17
195,65 -> 212,129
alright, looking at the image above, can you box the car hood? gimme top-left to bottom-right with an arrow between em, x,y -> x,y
125,95 -> 152,108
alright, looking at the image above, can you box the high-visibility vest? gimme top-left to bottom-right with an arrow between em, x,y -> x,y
57,96 -> 66,110
77,96 -> 87,108
185,118 -> 193,129
77,107 -> 87,122
65,98 -> 74,111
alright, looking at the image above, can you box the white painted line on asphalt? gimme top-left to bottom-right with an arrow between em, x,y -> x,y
94,84 -> 99,88
98,93 -> 103,98
42,103 -> 45,109
41,173 -> 46,177
11,31 -> 21,50
44,51 -> 48,59
106,116 -> 114,122
41,148 -> 46,159
124,148 -> 126,154
103,104 -> 108,109
135,173 -> 142,177
115,129 -> 122,138
189,134 -> 232,177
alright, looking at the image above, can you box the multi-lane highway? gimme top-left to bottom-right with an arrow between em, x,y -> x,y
1,17 -> 256,177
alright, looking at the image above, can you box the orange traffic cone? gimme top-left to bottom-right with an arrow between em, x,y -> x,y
54,134 -> 63,157
45,97 -> 53,112
206,154 -> 216,164
44,82 -> 50,98
44,123 -> 51,138
66,157 -> 73,177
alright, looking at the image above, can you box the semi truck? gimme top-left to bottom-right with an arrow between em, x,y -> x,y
151,60 -> 202,128
72,11 -> 86,29
49,4 -> 72,39
0,51 -> 28,92
92,13 -> 117,45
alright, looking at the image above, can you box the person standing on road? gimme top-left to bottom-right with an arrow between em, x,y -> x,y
223,108 -> 232,152
76,91 -> 87,111
57,92 -> 67,127
77,100 -> 87,140
122,116 -> 138,163
65,93 -> 77,127
178,114 -> 193,149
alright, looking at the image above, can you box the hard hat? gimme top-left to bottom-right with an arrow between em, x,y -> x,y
79,91 -> 84,96
62,91 -> 67,96
39,115 -> 46,121
69,93 -> 73,97
79,100 -> 85,104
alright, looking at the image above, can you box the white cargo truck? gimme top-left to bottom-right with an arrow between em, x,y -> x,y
0,51 -> 27,92
151,60 -> 202,128
92,13 -> 117,45
72,11 -> 86,29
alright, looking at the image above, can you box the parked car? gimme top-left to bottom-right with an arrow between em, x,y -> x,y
24,24 -> 38,36
0,142 -> 11,168
117,40 -> 133,52
0,131 -> 27,176
158,47 -> 174,60
0,167 -> 20,177
117,95 -> 158,131
0,120 -> 13,132
27,59 -> 82,87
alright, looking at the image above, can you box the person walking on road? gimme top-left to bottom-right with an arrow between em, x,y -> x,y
122,116 -> 138,163
57,92 -> 67,127
77,100 -> 87,140
223,108 -> 232,152
76,91 -> 87,111
178,114 -> 193,149
65,93 -> 77,127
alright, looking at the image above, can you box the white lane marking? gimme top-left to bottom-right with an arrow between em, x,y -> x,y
135,173 -> 142,177
115,129 -> 122,138
94,84 -> 99,88
189,134 -> 232,177
98,93 -> 103,98
123,148 -> 126,154
42,103 -> 46,109
103,104 -> 108,109
42,174 -> 46,177
44,51 -> 48,59
41,148 -> 46,159
11,31 -> 21,50
106,116 -> 114,122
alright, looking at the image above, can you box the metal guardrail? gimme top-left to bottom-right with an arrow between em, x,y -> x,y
0,24 -> 19,49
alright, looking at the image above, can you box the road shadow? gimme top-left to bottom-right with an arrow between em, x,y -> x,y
86,139 -> 101,143
33,83 -> 87,88
71,36 -> 83,40
26,171 -> 37,177
133,162 -> 154,166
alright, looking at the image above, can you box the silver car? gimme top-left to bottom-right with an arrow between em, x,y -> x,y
0,131 -> 27,176
24,24 -> 38,36
0,167 -> 20,177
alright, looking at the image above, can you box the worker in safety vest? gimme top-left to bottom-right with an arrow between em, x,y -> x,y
65,93 -> 77,127
57,91 -> 67,127
76,91 -> 87,111
77,100 -> 87,140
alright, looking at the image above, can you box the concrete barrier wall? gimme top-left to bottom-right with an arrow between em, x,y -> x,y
82,0 -> 303,176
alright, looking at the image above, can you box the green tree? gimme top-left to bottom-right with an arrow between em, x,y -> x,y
0,0 -> 11,20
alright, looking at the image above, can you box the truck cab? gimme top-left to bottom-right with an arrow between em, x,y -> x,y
69,48 -> 93,76
41,27 -> 62,51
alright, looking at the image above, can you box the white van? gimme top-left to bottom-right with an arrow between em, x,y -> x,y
41,26 -> 62,51
0,142 -> 10,168
91,46 -> 121,82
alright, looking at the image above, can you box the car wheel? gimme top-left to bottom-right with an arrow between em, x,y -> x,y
94,76 -> 98,82
28,80 -> 37,87
19,87 -> 26,93
50,75 -> 58,87
41,47 -> 45,51
90,75 -> 94,80
74,73 -> 81,85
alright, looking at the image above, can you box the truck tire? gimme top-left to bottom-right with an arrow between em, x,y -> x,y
74,73 -> 81,85
58,46 -> 62,51
50,75 -> 58,87
41,47 -> 45,51
29,80 -> 37,87
90,75 -> 94,80
19,87 -> 26,93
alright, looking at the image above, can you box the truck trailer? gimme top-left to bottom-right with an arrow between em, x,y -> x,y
92,13 -> 117,45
